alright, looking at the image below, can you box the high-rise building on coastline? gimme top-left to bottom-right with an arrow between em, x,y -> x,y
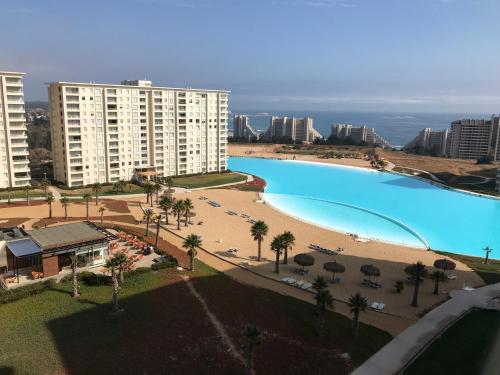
264,116 -> 321,143
404,128 -> 449,156
446,116 -> 500,160
0,71 -> 30,188
232,115 -> 258,141
331,124 -> 390,148
48,79 -> 229,187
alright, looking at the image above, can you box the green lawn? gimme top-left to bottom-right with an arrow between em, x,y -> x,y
0,260 -> 391,374
171,172 -> 247,189
0,189 -> 45,200
436,251 -> 500,285
59,183 -> 144,197
405,309 -> 500,375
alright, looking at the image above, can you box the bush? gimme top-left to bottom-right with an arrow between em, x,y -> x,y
0,279 -> 56,304
126,267 -> 151,277
78,271 -> 111,286
151,255 -> 178,271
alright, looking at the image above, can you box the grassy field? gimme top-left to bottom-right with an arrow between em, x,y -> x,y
436,251 -> 500,285
405,309 -> 500,375
0,189 -> 45,200
58,183 -> 144,197
0,261 -> 391,374
171,173 -> 247,189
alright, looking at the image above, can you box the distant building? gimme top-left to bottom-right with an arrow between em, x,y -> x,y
446,117 -> 500,160
232,115 -> 258,141
331,124 -> 390,148
404,128 -> 449,156
264,116 -> 322,143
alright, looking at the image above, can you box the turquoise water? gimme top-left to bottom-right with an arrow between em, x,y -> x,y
228,157 -> 500,258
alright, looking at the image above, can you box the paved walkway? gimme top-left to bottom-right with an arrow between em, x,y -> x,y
48,186 -> 62,200
353,283 -> 500,375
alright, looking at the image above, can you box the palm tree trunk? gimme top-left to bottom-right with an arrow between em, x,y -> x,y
145,193 -> 149,204
48,203 -> 52,218
177,214 -> 181,230
119,268 -> 124,284
433,280 -> 439,295
65,207 -> 68,220
190,253 -> 195,271
100,213 -> 103,224
145,220 -> 150,236
44,186 -> 48,199
86,202 -> 89,220
155,221 -> 160,249
150,194 -> 153,207
26,192 -> 29,206
156,191 -> 159,204
257,239 -> 262,262
7,192 -> 11,205
165,210 -> 169,225
112,268 -> 119,312
283,248 -> 288,264
411,279 -> 420,307
185,211 -> 188,227
246,345 -> 254,375
275,251 -> 280,273
72,259 -> 79,298
352,312 -> 359,337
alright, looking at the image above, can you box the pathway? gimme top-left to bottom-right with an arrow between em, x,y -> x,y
352,282 -> 500,375
48,186 -> 62,200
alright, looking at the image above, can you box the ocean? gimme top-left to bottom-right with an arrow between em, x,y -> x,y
230,110 -> 488,147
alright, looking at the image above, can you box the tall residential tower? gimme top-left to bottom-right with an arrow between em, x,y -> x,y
0,72 -> 30,188
48,79 -> 229,187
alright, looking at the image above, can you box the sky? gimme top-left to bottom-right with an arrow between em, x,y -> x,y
1,0 -> 500,113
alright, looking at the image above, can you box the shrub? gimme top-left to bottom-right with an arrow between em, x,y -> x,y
0,279 -> 56,304
126,267 -> 151,277
151,256 -> 178,271
78,271 -> 111,286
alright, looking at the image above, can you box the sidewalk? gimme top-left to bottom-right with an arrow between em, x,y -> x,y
353,283 -> 500,375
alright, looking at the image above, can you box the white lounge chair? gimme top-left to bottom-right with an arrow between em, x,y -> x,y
371,302 -> 380,309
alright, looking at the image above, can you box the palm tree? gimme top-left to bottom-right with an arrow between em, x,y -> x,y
91,183 -> 102,205
165,176 -> 173,191
69,252 -> 81,298
153,183 -> 162,205
183,198 -> 194,227
243,324 -> 263,375
40,177 -> 50,199
405,261 -> 428,307
98,207 -> 106,224
60,196 -> 70,220
154,214 -> 162,249
281,231 -> 295,265
312,275 -> 328,292
45,193 -> 55,219
6,187 -> 11,205
159,196 -> 174,225
483,246 -> 493,264
348,292 -> 368,337
172,200 -> 185,230
270,234 -> 285,273
83,193 -> 92,220
183,234 -> 202,271
23,185 -> 32,206
250,220 -> 269,262
143,183 -> 154,207
315,288 -> 333,336
114,251 -> 129,284
143,208 -> 154,236
105,253 -> 129,312
429,270 -> 448,295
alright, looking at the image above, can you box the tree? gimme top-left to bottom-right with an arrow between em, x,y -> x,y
405,261 -> 428,307
40,177 -> 50,199
46,193 -> 55,219
143,208 -> 154,236
183,198 -> 194,227
315,288 -> 333,336
83,193 -> 92,220
143,183 -> 154,207
281,231 -> 295,265
183,234 -> 202,271
394,280 -> 404,294
165,176 -> 173,191
172,200 -> 185,230
250,220 -> 268,262
270,234 -> 285,273
69,252 -> 80,298
6,187 -> 11,205
312,275 -> 328,293
243,325 -> 263,375
483,246 -> 493,264
348,293 -> 368,337
23,185 -> 32,206
429,270 -> 448,295
153,183 -> 162,205
159,196 -> 174,225
60,196 -> 70,220
105,253 -> 129,312
114,251 -> 129,284
154,214 -> 162,249
91,183 -> 102,205
98,207 -> 106,224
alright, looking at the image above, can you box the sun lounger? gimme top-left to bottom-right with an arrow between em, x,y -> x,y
371,302 -> 379,309
447,274 -> 457,280
301,282 -> 312,290
377,303 -> 385,311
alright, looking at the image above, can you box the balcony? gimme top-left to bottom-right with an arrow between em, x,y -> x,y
6,87 -> 23,94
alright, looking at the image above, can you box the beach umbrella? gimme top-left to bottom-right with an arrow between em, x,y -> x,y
323,261 -> 346,282
360,264 -> 380,281
293,253 -> 315,273
434,259 -> 456,272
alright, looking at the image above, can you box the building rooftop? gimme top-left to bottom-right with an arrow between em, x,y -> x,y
0,71 -> 26,76
27,222 -> 106,251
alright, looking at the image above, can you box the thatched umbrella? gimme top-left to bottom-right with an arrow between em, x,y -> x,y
434,259 -> 456,272
294,253 -> 315,273
323,261 -> 346,282
360,264 -> 380,281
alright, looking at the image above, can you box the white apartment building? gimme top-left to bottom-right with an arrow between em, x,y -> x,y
232,115 -> 258,141
331,124 -> 390,148
264,116 -> 321,143
48,79 -> 229,187
404,128 -> 449,156
0,72 -> 30,188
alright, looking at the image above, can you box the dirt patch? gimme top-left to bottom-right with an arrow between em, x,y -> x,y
0,201 -> 45,209
101,199 -> 131,214
0,217 -> 30,228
